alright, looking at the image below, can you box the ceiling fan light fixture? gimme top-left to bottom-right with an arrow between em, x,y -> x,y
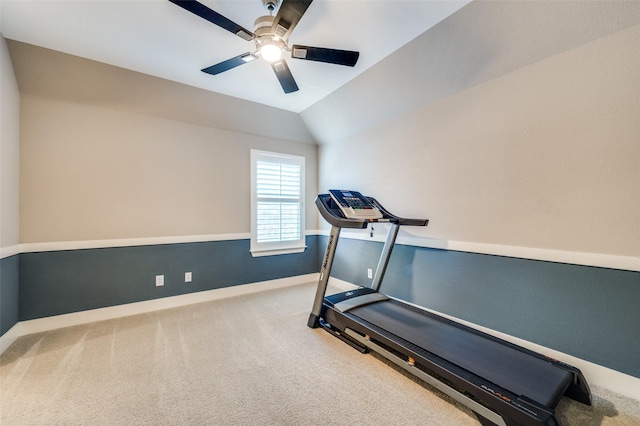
260,42 -> 283,62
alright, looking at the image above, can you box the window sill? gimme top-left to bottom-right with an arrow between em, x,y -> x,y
250,246 -> 307,257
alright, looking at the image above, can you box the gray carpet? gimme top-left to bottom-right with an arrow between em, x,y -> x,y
1,282 -> 639,425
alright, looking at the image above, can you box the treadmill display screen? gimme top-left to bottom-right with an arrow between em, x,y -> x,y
329,189 -> 383,220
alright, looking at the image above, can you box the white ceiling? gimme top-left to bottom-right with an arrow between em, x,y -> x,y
0,0 -> 470,113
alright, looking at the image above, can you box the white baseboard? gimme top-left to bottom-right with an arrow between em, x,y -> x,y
328,277 -> 361,291
3,273 -> 638,403
0,322 -> 22,355
0,273 -> 318,354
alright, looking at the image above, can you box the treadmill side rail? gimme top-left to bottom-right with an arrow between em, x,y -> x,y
334,292 -> 390,313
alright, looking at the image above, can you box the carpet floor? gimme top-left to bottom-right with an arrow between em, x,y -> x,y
1,282 -> 639,425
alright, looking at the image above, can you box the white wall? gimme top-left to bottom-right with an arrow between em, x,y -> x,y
0,35 -> 20,252
319,24 -> 640,265
19,95 -> 317,244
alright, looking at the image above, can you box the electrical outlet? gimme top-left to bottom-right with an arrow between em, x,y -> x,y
367,268 -> 373,279
185,272 -> 192,283
155,275 -> 164,287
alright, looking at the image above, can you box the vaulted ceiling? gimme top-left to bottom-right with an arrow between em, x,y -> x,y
0,0 -> 469,113
3,1 -> 639,144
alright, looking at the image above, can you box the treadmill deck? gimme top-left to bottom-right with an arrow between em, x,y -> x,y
346,298 -> 572,408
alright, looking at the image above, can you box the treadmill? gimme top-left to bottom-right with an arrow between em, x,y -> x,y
308,191 -> 591,426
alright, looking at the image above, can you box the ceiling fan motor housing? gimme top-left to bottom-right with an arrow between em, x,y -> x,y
254,15 -> 287,55
254,15 -> 275,36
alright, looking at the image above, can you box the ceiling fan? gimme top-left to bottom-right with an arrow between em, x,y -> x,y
169,0 -> 360,94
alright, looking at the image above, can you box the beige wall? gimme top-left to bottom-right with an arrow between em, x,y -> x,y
10,2 -> 640,259
303,1 -> 640,144
319,24 -> 640,259
7,41 -> 315,145
0,35 -> 20,249
20,95 -> 317,243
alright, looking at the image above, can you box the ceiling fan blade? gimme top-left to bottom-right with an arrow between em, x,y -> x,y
271,0 -> 313,40
271,60 -> 299,93
201,53 -> 257,75
169,0 -> 254,41
291,45 -> 359,67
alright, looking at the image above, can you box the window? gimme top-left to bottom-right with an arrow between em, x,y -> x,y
250,150 -> 305,257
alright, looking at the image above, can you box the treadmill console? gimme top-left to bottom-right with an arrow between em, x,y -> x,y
329,189 -> 383,220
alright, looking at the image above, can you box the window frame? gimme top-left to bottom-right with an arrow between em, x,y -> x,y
250,149 -> 306,257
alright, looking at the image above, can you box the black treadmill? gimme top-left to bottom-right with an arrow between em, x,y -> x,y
308,191 -> 591,426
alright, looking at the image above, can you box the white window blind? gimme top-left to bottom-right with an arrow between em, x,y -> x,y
250,150 -> 305,256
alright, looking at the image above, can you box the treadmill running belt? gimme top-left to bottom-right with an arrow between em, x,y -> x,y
348,300 -> 572,407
